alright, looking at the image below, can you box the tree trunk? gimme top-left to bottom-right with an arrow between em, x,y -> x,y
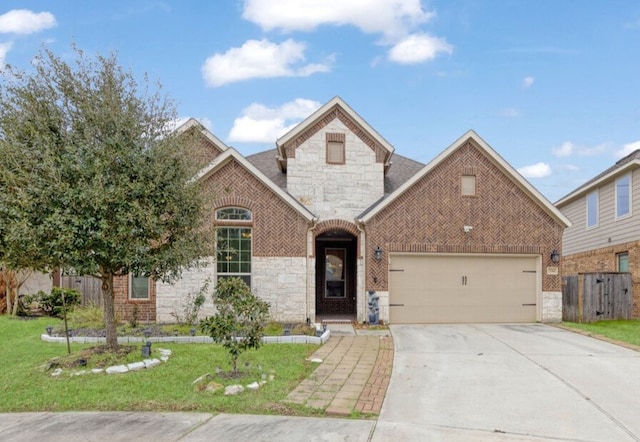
101,272 -> 118,349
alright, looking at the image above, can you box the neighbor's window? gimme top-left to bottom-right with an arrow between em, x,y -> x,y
130,275 -> 149,300
216,207 -> 252,288
617,252 -> 629,272
616,173 -> 631,218
586,190 -> 598,228
326,133 -> 346,164
461,175 -> 476,196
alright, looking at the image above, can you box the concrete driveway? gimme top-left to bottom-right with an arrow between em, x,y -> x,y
374,324 -> 640,441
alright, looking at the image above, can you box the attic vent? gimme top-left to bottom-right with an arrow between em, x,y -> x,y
326,133 -> 346,164
462,175 -> 476,196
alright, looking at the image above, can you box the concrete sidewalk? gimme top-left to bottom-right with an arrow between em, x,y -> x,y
0,412 -> 377,442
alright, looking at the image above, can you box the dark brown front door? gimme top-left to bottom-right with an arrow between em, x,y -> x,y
315,231 -> 357,316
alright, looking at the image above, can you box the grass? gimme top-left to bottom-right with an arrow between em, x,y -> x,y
0,316 -> 321,414
562,319 -> 640,347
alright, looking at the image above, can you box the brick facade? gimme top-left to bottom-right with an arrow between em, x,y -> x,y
562,240 -> 640,317
365,141 -> 563,293
113,274 -> 157,324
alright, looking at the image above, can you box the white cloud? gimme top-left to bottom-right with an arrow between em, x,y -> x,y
228,98 -> 321,143
615,140 -> 640,159
202,39 -> 332,87
0,41 -> 12,67
499,108 -> 520,118
242,0 -> 434,41
518,162 -> 552,178
522,76 -> 534,88
0,9 -> 56,34
388,33 -> 452,64
552,141 -> 608,158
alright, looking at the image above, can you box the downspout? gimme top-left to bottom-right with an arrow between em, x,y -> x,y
356,220 -> 366,324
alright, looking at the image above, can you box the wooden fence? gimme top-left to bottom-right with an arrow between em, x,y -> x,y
61,275 -> 103,307
562,273 -> 633,322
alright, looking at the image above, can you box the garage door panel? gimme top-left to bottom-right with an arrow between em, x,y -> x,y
389,254 -> 537,324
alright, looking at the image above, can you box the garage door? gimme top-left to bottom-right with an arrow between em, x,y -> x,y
389,254 -> 538,323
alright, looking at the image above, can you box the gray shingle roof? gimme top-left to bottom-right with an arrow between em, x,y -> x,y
245,149 -> 424,195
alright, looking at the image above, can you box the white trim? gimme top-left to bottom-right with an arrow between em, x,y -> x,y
175,118 -> 229,152
129,274 -> 150,300
358,130 -> 571,227
196,148 -> 316,222
615,172 -> 632,220
555,159 -> 640,206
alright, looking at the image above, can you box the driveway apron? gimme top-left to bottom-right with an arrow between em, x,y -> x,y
374,324 -> 640,441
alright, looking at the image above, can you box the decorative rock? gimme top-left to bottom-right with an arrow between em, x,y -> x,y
71,370 -> 87,376
51,368 -> 63,377
224,384 -> 244,396
127,361 -> 146,371
192,373 -> 212,384
106,365 -> 129,374
204,381 -> 223,393
246,382 -> 260,391
91,368 -> 104,374
144,359 -> 161,369
309,358 -> 323,363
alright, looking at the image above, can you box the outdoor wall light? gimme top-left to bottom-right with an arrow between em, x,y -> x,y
550,250 -> 560,264
374,246 -> 383,261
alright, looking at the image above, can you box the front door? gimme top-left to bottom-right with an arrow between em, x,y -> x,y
315,231 -> 357,317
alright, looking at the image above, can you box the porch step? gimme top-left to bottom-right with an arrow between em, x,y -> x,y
320,319 -> 353,324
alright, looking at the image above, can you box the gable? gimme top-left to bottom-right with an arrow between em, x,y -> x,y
276,96 -> 394,173
359,131 -> 570,228
176,118 -> 228,171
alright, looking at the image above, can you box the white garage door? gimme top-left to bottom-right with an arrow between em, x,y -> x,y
389,254 -> 538,323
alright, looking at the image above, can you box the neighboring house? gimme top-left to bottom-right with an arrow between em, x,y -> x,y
114,97 -> 570,324
555,150 -> 640,317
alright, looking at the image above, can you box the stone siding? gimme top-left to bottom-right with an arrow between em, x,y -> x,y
563,240 -> 640,317
542,291 -> 562,322
252,257 -> 308,322
156,263 -> 216,324
287,118 -> 384,221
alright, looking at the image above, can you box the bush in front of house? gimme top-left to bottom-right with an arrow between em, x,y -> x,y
31,287 -> 82,318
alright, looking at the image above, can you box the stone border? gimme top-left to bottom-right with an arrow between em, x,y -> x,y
40,329 -> 331,345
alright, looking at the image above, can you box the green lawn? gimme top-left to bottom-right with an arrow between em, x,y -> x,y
0,316 -> 320,414
562,319 -> 640,347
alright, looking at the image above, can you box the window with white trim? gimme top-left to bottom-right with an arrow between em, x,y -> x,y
129,275 -> 149,300
586,190 -> 598,228
215,207 -> 252,288
616,173 -> 631,218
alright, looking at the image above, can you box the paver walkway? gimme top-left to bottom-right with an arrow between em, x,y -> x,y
285,331 -> 393,416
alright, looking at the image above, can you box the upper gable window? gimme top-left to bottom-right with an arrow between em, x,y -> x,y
216,207 -> 252,221
326,133 -> 346,165
586,190 -> 598,228
616,173 -> 631,219
461,175 -> 476,196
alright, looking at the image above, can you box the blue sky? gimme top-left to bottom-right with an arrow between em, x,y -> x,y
1,1 -> 639,202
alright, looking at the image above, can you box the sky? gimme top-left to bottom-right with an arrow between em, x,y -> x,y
1,1 -> 639,203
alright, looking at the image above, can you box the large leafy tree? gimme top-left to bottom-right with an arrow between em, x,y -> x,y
0,46 -> 211,348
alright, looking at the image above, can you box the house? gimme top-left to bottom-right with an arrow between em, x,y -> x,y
555,150 -> 640,317
114,97 -> 570,324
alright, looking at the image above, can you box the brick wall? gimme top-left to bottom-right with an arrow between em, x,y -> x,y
366,141 -> 564,293
562,240 -> 640,317
113,274 -> 157,324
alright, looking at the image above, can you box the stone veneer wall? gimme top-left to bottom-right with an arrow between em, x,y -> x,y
542,291 -> 562,322
287,118 -> 384,221
562,240 -> 640,317
155,257 -> 308,324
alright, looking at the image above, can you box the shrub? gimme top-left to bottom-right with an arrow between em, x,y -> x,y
37,287 -> 82,318
67,303 -> 105,329
200,277 -> 270,374
263,321 -> 284,336
171,278 -> 209,326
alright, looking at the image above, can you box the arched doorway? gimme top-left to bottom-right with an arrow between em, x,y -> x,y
315,229 -> 357,319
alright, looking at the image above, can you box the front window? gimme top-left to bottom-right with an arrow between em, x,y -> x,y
586,190 -> 598,228
617,252 -> 629,272
616,173 -> 631,218
326,133 -> 346,164
130,275 -> 149,300
216,207 -> 252,288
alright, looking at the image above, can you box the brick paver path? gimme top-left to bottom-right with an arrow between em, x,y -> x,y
284,334 -> 393,416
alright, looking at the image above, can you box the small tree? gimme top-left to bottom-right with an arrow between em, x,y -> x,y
200,277 -> 270,375
0,45 -> 211,348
